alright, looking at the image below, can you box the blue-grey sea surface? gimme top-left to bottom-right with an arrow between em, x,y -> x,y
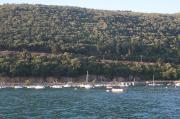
0,86 -> 179,119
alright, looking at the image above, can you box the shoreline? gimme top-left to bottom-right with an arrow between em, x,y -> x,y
0,76 -> 179,87
0,80 -> 179,87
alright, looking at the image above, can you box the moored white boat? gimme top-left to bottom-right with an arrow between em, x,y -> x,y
14,86 -> 23,89
175,83 -> 180,87
63,84 -> 71,88
26,85 -> 36,89
111,88 -> 123,93
0,86 -> 8,89
84,84 -> 93,89
148,83 -> 155,86
50,85 -> 63,88
106,86 -> 113,89
131,82 -> 135,86
119,82 -> 129,87
94,84 -> 103,88
148,74 -> 162,86
26,85 -> 45,89
148,83 -> 162,86
167,83 -> 172,86
79,84 -> 85,88
34,85 -> 45,89
106,84 -> 113,89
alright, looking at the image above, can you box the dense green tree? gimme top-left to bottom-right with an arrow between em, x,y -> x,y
0,4 -> 179,63
0,4 -> 179,81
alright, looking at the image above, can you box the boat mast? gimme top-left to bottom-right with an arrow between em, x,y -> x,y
133,77 -> 136,83
153,74 -> 155,86
133,77 -> 136,86
86,70 -> 89,83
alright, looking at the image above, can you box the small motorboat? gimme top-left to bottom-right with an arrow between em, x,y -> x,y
94,84 -> 103,88
79,84 -> 85,88
111,88 -> 123,93
34,85 -> 45,89
148,75 -> 162,86
148,83 -> 162,86
167,83 -> 172,86
119,83 -> 129,87
175,83 -> 180,87
26,85 -> 45,89
50,85 -> 63,88
106,86 -> 113,89
26,85 -> 35,89
106,85 -> 113,89
0,86 -> 7,89
63,84 -> 71,88
14,86 -> 23,89
84,84 -> 93,89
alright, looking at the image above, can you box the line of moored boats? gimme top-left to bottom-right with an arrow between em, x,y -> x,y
0,82 -> 179,93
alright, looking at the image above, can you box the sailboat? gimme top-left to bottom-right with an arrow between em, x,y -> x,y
132,77 -> 135,86
148,74 -> 162,86
148,74 -> 155,86
84,70 -> 93,89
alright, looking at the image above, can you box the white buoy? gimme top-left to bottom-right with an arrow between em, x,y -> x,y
106,90 -> 110,92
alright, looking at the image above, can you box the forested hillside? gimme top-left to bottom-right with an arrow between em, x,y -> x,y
0,4 -> 179,80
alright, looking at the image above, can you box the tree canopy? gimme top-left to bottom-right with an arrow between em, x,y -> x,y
0,4 -> 179,80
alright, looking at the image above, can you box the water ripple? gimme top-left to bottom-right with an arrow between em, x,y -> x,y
0,87 -> 179,118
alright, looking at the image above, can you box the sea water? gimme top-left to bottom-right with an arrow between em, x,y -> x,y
0,86 -> 179,119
